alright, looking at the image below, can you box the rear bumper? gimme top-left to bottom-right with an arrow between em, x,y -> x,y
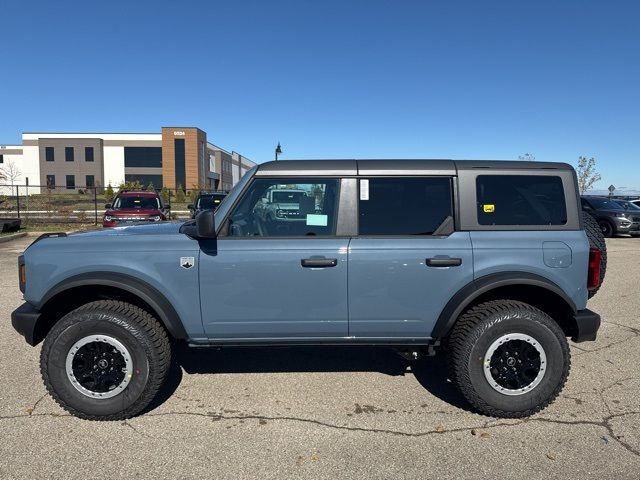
571,308 -> 601,343
11,302 -> 42,346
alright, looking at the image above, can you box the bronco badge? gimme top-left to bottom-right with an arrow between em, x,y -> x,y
180,257 -> 195,269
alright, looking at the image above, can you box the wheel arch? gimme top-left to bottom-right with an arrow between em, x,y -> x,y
432,272 -> 578,339
33,272 -> 188,345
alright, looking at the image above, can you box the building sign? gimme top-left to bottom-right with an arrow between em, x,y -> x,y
174,131 -> 186,136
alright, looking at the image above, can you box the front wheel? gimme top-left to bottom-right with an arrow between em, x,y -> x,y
598,219 -> 614,238
40,300 -> 171,420
448,300 -> 570,418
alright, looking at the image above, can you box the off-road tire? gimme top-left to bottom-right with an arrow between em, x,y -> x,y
583,211 -> 607,298
448,300 -> 570,418
40,300 -> 171,420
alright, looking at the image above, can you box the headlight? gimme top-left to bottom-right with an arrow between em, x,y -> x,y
104,215 -> 113,221
153,216 -> 161,221
276,209 -> 284,218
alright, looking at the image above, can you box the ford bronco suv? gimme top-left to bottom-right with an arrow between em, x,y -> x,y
11,160 -> 606,420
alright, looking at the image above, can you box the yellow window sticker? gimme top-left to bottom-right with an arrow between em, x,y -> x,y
483,204 -> 495,213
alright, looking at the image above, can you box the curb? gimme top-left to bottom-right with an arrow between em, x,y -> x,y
0,232 -> 28,244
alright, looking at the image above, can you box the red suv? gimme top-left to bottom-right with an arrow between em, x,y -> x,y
103,191 -> 169,228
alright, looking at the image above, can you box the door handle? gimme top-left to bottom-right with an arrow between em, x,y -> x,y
301,258 -> 338,268
426,257 -> 462,267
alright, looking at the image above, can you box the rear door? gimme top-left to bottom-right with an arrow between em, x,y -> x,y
348,176 -> 474,339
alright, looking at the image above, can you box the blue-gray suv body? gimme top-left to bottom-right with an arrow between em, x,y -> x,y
11,159 -> 605,420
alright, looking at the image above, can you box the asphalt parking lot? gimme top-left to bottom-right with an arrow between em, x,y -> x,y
1,235 -> 638,479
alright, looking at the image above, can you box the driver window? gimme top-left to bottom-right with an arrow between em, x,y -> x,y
224,178 -> 339,237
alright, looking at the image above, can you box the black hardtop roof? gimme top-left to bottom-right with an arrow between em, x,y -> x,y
255,159 -> 573,176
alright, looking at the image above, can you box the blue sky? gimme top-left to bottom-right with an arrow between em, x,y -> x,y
1,1 -> 639,191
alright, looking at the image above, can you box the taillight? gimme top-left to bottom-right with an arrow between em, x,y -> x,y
18,255 -> 26,293
588,247 -> 601,290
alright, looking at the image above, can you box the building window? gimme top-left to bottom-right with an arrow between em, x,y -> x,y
45,147 -> 55,162
124,174 -> 163,189
46,175 -> 55,188
358,177 -> 454,235
85,147 -> 94,162
65,147 -> 74,162
66,175 -> 75,190
174,139 -> 186,189
124,147 -> 162,168
0,154 -> 3,163
86,175 -> 95,188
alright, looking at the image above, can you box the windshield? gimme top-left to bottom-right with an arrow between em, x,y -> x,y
113,196 -> 160,209
272,191 -> 306,203
197,195 -> 226,209
586,198 -> 623,210
616,200 -> 640,210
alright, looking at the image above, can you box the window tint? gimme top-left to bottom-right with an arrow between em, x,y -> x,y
65,147 -> 74,162
476,175 -> 567,226
226,178 -> 338,237
66,175 -> 75,190
584,197 -> 622,210
197,194 -> 226,209
124,147 -> 162,168
85,147 -> 94,162
358,177 -> 453,235
113,196 -> 160,209
45,147 -> 54,162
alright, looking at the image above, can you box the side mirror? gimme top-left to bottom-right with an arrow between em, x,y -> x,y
187,204 -> 194,210
196,210 -> 216,239
105,203 -> 112,209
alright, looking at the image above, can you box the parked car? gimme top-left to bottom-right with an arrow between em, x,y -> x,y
103,191 -> 170,228
188,192 -> 227,219
12,159 -> 606,420
580,196 -> 640,237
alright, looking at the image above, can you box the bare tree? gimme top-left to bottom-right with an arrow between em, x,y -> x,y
0,159 -> 22,188
576,156 -> 601,194
518,153 -> 536,162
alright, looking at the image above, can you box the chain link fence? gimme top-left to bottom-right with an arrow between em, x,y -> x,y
0,185 -> 199,225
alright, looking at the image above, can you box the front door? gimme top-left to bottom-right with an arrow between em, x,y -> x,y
348,176 -> 474,339
199,177 -> 349,340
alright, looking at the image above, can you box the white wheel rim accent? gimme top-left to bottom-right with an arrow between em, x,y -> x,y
483,333 -> 547,396
65,335 -> 134,399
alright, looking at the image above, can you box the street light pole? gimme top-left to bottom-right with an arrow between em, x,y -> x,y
275,142 -> 282,161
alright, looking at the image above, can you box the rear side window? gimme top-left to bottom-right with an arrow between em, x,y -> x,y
476,175 -> 567,226
359,177 -> 453,235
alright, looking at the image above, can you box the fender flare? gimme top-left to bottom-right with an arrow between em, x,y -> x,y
38,271 -> 188,340
431,272 -> 578,339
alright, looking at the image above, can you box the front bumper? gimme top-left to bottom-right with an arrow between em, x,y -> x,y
571,308 -> 601,343
11,302 -> 42,346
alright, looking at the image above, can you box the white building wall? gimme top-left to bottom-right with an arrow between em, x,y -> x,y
103,146 -> 125,187
0,145 -> 41,193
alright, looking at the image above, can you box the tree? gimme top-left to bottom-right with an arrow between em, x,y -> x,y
160,186 -> 171,204
175,185 -> 186,203
0,159 -> 22,188
147,181 -> 155,192
518,153 -> 535,162
576,156 -> 602,194
104,183 -> 115,202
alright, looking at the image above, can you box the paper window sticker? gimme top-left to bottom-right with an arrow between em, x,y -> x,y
360,179 -> 369,200
306,214 -> 328,226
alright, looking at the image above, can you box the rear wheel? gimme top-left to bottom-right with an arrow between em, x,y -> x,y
40,300 -> 171,420
448,300 -> 570,418
583,211 -> 607,297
